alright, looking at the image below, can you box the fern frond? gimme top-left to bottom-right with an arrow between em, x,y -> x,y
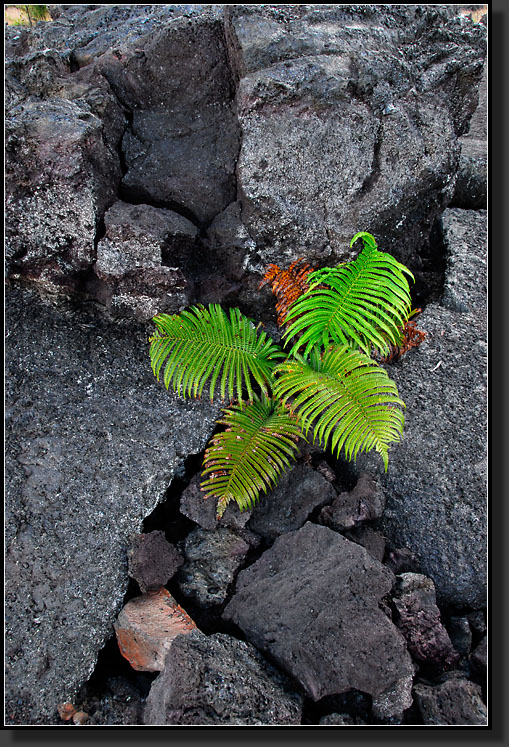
259,258 -> 315,327
283,233 -> 414,359
201,395 -> 303,517
149,304 -> 285,402
274,345 -> 405,471
381,308 -> 427,362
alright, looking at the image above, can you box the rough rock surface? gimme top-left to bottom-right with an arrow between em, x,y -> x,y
5,5 -> 486,317
114,589 -> 196,672
127,531 -> 183,593
247,463 -> 337,540
224,522 -> 414,714
343,526 -> 386,563
356,208 -> 487,608
5,286 -> 219,723
143,630 -> 303,725
226,4 -> 485,277
318,472 -> 385,532
180,473 -> 252,531
413,677 -> 487,725
452,60 -> 487,208
176,526 -> 256,607
392,573 -> 459,668
93,200 -> 196,319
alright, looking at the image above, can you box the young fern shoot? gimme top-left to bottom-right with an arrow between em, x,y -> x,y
149,232 -> 420,518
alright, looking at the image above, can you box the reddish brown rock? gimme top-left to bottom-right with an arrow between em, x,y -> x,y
114,588 -> 196,672
392,573 -> 459,668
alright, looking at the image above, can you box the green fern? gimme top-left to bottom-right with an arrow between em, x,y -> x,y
274,345 -> 405,471
200,395 -> 303,518
283,231 -> 414,358
149,304 -> 285,402
149,232 -> 417,517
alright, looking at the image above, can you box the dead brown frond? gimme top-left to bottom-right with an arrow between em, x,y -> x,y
259,258 -> 315,327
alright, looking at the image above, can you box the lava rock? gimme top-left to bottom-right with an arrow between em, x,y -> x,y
319,472 -> 385,532
343,526 -> 386,563
5,98 -> 121,292
447,616 -> 473,658
176,526 -> 255,607
356,208 -> 487,609
413,677 -> 487,725
143,629 -> 303,725
93,200 -> 196,320
224,522 -> 414,715
247,464 -> 337,541
318,713 -> 365,725
392,573 -> 459,669
469,636 -> 487,680
226,5 -> 485,274
5,286 -> 219,723
180,473 -> 252,531
452,60 -> 487,208
127,531 -> 183,593
114,588 -> 196,672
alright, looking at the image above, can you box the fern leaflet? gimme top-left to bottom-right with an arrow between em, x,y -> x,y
149,304 -> 285,402
274,344 -> 405,471
283,232 -> 414,358
201,395 -> 303,517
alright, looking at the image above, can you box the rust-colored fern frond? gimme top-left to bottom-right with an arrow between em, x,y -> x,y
381,309 -> 427,363
259,258 -> 316,327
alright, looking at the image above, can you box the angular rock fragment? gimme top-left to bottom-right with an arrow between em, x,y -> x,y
469,636 -> 487,680
447,616 -> 473,658
127,531 -> 183,593
344,526 -> 386,563
224,522 -> 414,716
248,464 -> 337,540
413,678 -> 487,725
93,200 -> 195,319
180,473 -> 251,531
319,473 -> 385,532
5,98 -> 121,291
143,630 -> 303,725
392,573 -> 459,668
114,588 -> 196,672
176,526 -> 256,607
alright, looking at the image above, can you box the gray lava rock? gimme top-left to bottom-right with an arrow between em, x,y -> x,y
344,526 -> 386,563
176,527 -> 255,607
470,636 -> 487,680
226,5 -> 485,274
5,98 -> 121,291
452,60 -> 486,208
247,464 -> 337,540
127,531 -> 183,593
356,208 -> 487,609
143,630 -> 303,725
179,473 -> 252,531
413,678 -> 487,725
318,713 -> 364,726
392,574 -> 459,669
319,472 -> 385,532
93,200 -> 196,320
224,522 -> 414,714
448,616 -> 473,658
5,286 -> 219,724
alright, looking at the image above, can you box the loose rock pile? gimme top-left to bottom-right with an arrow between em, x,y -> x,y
5,4 -> 487,726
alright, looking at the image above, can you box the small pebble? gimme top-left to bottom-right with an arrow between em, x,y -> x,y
57,702 -> 76,721
72,710 -> 89,725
